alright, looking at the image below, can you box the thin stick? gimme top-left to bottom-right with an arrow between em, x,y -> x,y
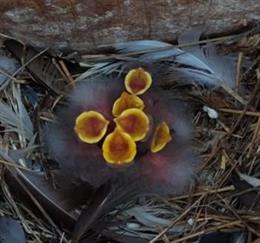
0,159 -> 32,172
170,220 -> 242,243
235,52 -> 243,90
149,195 -> 205,243
219,108 -> 260,117
170,185 -> 235,201
11,48 -> 49,78
221,84 -> 248,106
58,60 -> 75,87
247,116 -> 260,158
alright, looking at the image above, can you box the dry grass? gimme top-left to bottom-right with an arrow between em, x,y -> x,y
0,27 -> 259,243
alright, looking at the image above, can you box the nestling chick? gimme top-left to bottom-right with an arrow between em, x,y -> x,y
45,67 -> 199,195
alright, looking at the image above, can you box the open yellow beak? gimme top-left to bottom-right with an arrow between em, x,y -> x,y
102,128 -> 136,165
74,111 -> 109,144
125,68 -> 152,95
114,108 -> 150,141
112,91 -> 145,117
151,122 -> 172,153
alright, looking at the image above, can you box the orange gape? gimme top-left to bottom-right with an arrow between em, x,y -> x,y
124,68 -> 152,95
74,111 -> 109,144
151,122 -> 172,153
74,68 -> 172,165
114,108 -> 149,141
102,128 -> 136,165
112,92 -> 144,117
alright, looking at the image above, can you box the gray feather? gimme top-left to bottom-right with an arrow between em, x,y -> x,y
114,40 -> 182,62
113,32 -> 236,87
0,54 -> 18,87
115,40 -> 172,53
0,101 -> 33,140
170,30 -> 236,87
84,33 -> 236,88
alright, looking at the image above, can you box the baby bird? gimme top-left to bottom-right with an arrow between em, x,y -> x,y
45,67 -> 199,241
46,67 -> 198,193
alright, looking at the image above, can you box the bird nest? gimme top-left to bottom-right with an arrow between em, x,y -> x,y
0,27 -> 259,243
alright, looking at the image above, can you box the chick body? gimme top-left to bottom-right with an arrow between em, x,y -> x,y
46,73 -> 198,194
46,78 -> 123,187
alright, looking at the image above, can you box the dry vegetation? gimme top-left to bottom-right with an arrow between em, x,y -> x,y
0,26 -> 259,243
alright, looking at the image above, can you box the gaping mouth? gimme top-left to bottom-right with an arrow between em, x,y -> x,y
74,68 -> 172,165
102,128 -> 136,165
114,108 -> 149,141
151,122 -> 172,153
74,111 -> 109,144
124,67 -> 152,95
112,91 -> 144,117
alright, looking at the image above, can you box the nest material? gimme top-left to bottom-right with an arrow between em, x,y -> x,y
0,28 -> 259,242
